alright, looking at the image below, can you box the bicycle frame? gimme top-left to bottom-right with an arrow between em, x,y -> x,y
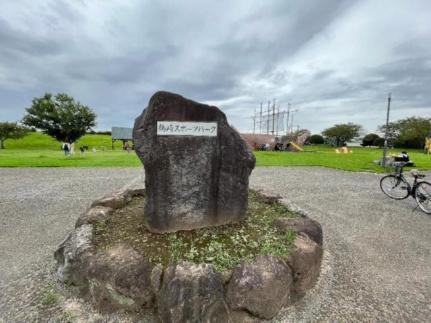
393,165 -> 422,197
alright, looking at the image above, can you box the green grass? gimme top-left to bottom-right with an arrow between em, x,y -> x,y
255,145 -> 431,172
1,132 -> 430,172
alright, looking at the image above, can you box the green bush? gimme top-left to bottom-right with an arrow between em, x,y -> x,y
309,134 -> 324,144
362,133 -> 380,146
373,137 -> 385,148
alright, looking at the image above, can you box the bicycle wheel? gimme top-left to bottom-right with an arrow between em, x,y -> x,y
415,181 -> 431,214
380,175 -> 410,200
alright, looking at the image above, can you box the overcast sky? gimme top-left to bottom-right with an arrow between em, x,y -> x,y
0,0 -> 430,134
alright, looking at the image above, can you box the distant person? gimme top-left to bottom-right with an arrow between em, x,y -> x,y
394,151 -> 409,162
124,141 -> 131,153
62,142 -> 70,156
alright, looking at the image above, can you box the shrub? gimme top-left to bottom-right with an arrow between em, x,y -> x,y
373,137 -> 385,148
362,133 -> 380,146
309,134 -> 324,144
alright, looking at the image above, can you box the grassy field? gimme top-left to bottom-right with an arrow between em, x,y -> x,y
0,132 -> 430,171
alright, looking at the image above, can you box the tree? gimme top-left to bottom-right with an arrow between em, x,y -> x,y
379,117 -> 431,149
373,137 -> 385,148
322,123 -> 362,146
362,133 -> 380,147
0,122 -> 29,149
22,93 -> 96,143
309,134 -> 324,144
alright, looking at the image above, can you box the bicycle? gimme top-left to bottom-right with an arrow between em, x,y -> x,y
380,162 -> 431,214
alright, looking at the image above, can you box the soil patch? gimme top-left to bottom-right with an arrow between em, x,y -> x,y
93,190 -> 297,271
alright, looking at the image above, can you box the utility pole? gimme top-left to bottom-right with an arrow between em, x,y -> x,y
290,109 -> 298,134
267,101 -> 270,134
286,103 -> 291,137
253,108 -> 256,134
275,105 -> 279,136
382,93 -> 392,167
272,99 -> 276,135
259,103 -> 263,134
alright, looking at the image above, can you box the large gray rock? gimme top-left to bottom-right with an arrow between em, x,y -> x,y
133,91 -> 255,232
157,261 -> 231,323
286,233 -> 323,294
75,206 -> 114,228
54,224 -> 94,286
273,216 -> 323,246
226,255 -> 293,319
86,244 -> 154,312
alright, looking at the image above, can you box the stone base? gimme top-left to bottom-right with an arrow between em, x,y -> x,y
55,188 -> 323,322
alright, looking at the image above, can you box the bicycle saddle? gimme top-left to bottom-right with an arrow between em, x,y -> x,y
410,170 -> 425,178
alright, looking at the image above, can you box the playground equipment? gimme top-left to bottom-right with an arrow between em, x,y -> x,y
425,138 -> 431,154
335,146 -> 352,154
287,141 -> 303,152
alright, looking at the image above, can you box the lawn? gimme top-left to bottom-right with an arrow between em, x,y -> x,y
1,132 -> 430,171
255,145 -> 431,172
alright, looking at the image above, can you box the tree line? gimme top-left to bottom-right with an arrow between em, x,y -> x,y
307,117 -> 430,149
0,92 -> 430,150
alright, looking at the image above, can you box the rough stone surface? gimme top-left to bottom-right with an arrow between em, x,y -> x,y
226,255 -> 293,319
54,224 -> 94,285
133,91 -> 255,232
91,190 -> 132,209
273,216 -> 323,246
286,233 -> 323,294
86,244 -> 154,312
157,261 -> 231,323
75,206 -> 114,228
150,264 -> 163,294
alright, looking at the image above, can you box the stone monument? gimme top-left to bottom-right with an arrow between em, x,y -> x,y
133,91 -> 255,232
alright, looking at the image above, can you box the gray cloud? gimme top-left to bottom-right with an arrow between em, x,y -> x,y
0,0 -> 430,134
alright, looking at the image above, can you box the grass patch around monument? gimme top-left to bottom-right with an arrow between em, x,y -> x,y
93,190 -> 297,271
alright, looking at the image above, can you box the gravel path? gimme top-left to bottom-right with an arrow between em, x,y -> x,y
251,167 -> 431,322
1,167 -> 430,322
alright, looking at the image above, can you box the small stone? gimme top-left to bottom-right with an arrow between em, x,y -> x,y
286,233 -> 323,294
86,244 -> 154,311
75,206 -> 114,228
273,216 -> 323,246
226,255 -> 293,319
157,261 -> 231,323
54,224 -> 94,285
133,91 -> 255,232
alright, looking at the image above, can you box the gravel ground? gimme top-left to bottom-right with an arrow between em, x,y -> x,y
251,167 -> 431,323
0,166 -> 430,322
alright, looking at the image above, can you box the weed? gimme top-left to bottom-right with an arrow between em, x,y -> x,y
40,282 -> 60,306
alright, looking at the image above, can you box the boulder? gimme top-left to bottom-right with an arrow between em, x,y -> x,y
133,91 -> 255,232
226,255 -> 293,319
90,190 -> 132,210
286,233 -> 323,294
75,206 -> 114,228
54,224 -> 94,286
157,261 -> 231,323
86,244 -> 154,312
273,216 -> 323,246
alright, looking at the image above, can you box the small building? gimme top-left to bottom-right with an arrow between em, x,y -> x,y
111,127 -> 133,149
